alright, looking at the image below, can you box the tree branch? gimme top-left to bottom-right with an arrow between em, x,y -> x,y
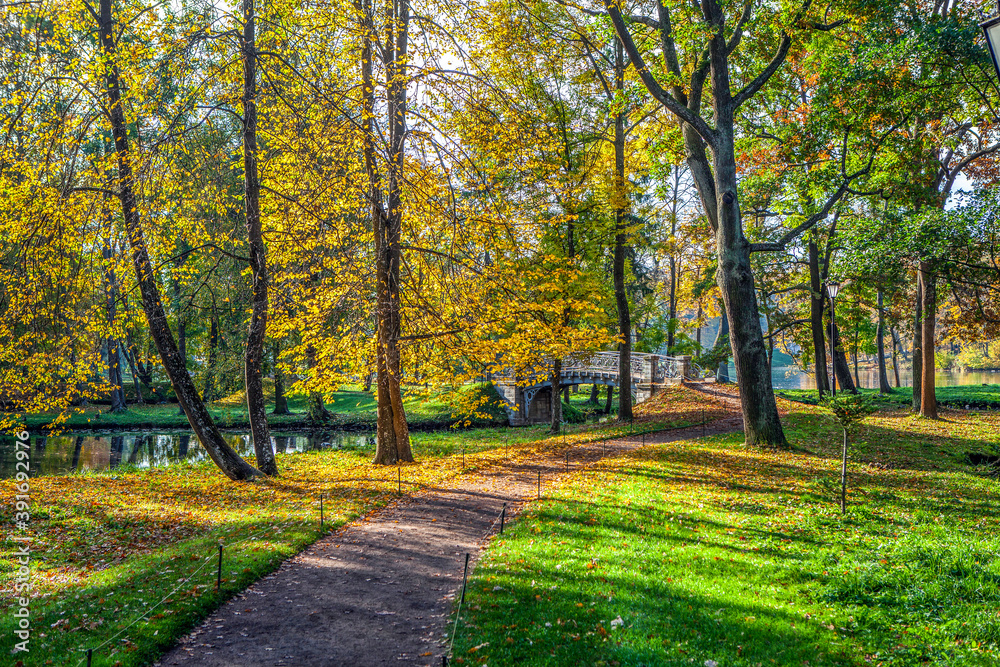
603,2 -> 717,147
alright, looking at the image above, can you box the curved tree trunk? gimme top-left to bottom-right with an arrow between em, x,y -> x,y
714,132 -> 786,445
98,0 -> 259,481
241,0 -> 277,475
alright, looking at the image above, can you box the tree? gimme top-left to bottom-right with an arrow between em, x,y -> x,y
93,0 -> 260,480
600,0 -> 871,445
240,0 -> 277,476
354,0 -> 414,463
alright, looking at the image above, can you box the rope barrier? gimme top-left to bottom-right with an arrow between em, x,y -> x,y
72,519 -> 286,665
446,502 -> 507,660
69,403 -> 737,665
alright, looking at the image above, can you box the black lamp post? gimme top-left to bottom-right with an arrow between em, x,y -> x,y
981,6 -> 1000,82
828,280 -> 841,396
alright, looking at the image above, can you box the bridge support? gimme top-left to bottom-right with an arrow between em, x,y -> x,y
492,352 -> 692,426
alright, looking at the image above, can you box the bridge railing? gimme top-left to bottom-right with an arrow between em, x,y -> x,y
492,352 -> 695,385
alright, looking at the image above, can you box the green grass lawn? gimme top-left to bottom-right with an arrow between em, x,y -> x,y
778,384 -> 1000,410
452,401 -> 1000,666
0,386 -> 722,666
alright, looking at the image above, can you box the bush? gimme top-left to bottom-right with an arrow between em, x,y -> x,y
561,400 -> 588,424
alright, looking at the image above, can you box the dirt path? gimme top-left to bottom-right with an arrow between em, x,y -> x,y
156,391 -> 742,667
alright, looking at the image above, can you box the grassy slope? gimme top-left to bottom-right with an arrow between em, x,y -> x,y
453,401 -> 1000,666
0,386 -> 721,666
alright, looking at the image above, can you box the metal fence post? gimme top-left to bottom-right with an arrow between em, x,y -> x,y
460,553 -> 470,604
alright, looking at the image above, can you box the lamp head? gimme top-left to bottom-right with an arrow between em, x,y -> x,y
827,280 -> 840,299
982,14 -> 1000,84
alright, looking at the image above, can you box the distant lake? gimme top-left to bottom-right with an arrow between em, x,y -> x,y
0,431 -> 374,480
735,365 -> 1000,390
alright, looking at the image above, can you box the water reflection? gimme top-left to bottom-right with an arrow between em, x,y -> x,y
736,365 -> 1000,390
0,431 -> 375,479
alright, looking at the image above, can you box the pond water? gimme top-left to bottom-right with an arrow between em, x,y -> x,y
0,431 -> 374,479
731,365 -> 1000,390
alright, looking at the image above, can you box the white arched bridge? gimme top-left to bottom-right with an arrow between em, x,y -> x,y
492,352 -> 704,426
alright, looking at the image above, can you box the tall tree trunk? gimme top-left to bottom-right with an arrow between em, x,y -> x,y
607,0 -> 791,446
613,38 -> 633,422
695,302 -> 703,352
828,317 -> 857,393
667,255 -> 677,353
876,290 -> 892,394
549,358 -> 563,434
919,261 -> 938,418
97,0 -> 259,481
101,184 -> 127,412
604,384 -> 614,414
127,337 -> 154,391
241,0 -> 277,475
272,342 -> 289,415
123,343 -> 144,403
171,263 -> 188,416
912,276 -> 923,412
890,328 -> 902,387
853,304 -> 860,389
808,240 -> 830,396
358,0 -> 412,464
705,21 -> 785,446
